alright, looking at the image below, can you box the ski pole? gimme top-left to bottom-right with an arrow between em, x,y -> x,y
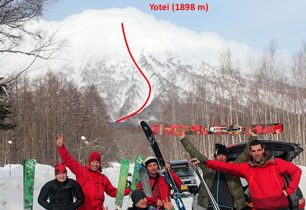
164,168 -> 186,210
191,164 -> 220,210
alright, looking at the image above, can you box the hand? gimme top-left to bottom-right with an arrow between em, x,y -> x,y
163,198 -> 173,209
189,158 -> 201,166
102,206 -> 108,210
249,131 -> 257,138
282,190 -> 288,197
165,161 -> 171,170
156,199 -> 163,207
178,131 -> 186,139
56,134 -> 64,147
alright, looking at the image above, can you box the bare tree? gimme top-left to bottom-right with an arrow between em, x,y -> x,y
0,0 -> 64,133
0,0 -> 58,58
0,0 -> 65,92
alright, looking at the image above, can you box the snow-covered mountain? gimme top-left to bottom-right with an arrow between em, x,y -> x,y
79,52 -> 221,121
2,7 -> 292,121
0,8 -> 259,120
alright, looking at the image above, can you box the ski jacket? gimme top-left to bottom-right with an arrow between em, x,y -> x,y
57,145 -> 130,210
38,178 -> 84,210
180,136 -> 254,210
137,169 -> 182,209
206,156 -> 302,209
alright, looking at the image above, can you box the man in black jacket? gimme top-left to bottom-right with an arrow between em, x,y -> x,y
38,163 -> 84,210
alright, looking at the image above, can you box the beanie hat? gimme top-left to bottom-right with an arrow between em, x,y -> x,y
55,163 -> 67,175
88,151 -> 101,164
144,156 -> 158,168
214,143 -> 228,157
131,190 -> 146,205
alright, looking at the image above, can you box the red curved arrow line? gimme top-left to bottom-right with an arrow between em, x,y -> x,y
115,23 -> 152,123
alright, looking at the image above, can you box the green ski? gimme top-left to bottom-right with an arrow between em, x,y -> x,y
127,155 -> 145,208
115,158 -> 130,210
130,155 -> 144,193
23,159 -> 36,210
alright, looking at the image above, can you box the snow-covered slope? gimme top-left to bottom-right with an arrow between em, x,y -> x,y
0,163 -> 305,209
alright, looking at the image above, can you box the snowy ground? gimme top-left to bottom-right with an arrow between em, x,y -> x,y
0,163 -> 305,210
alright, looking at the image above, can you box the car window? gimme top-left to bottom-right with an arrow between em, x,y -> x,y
172,166 -> 193,176
227,140 -> 303,162
227,148 -> 288,161
266,150 -> 287,159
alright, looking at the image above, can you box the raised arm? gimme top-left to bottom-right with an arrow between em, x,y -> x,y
234,134 -> 257,163
56,134 -> 83,176
180,136 -> 208,163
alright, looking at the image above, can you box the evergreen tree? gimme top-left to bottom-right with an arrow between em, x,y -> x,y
0,104 -> 15,130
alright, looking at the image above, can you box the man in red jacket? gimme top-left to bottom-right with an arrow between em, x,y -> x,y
137,156 -> 182,209
56,134 -> 130,210
191,139 -> 302,210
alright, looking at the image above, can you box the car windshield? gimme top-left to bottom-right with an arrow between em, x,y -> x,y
172,166 -> 193,177
228,147 -> 288,161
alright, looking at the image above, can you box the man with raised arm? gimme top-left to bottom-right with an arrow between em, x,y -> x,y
56,134 -> 130,210
192,139 -> 302,210
180,132 -> 255,210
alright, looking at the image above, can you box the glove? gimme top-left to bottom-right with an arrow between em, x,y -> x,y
125,180 -> 131,189
189,158 -> 206,166
288,195 -> 299,209
201,159 -> 206,165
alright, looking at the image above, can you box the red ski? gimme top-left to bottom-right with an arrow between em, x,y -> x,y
151,123 -> 283,136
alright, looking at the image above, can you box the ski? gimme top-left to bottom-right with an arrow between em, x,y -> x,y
140,121 -> 186,210
127,155 -> 145,207
115,158 -> 130,210
139,163 -> 153,197
23,159 -> 36,210
151,123 -> 283,136
130,155 -> 144,193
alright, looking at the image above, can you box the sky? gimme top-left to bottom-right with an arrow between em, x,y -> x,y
43,0 -> 306,52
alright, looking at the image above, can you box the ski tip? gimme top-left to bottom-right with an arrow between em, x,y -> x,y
140,121 -> 147,126
140,121 -> 151,132
114,206 -> 122,210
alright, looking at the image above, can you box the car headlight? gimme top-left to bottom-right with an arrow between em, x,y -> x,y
190,179 -> 196,184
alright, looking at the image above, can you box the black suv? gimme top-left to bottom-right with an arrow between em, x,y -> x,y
169,159 -> 198,195
226,139 -> 304,210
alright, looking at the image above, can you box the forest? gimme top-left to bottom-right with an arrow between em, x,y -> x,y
1,43 -> 306,166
